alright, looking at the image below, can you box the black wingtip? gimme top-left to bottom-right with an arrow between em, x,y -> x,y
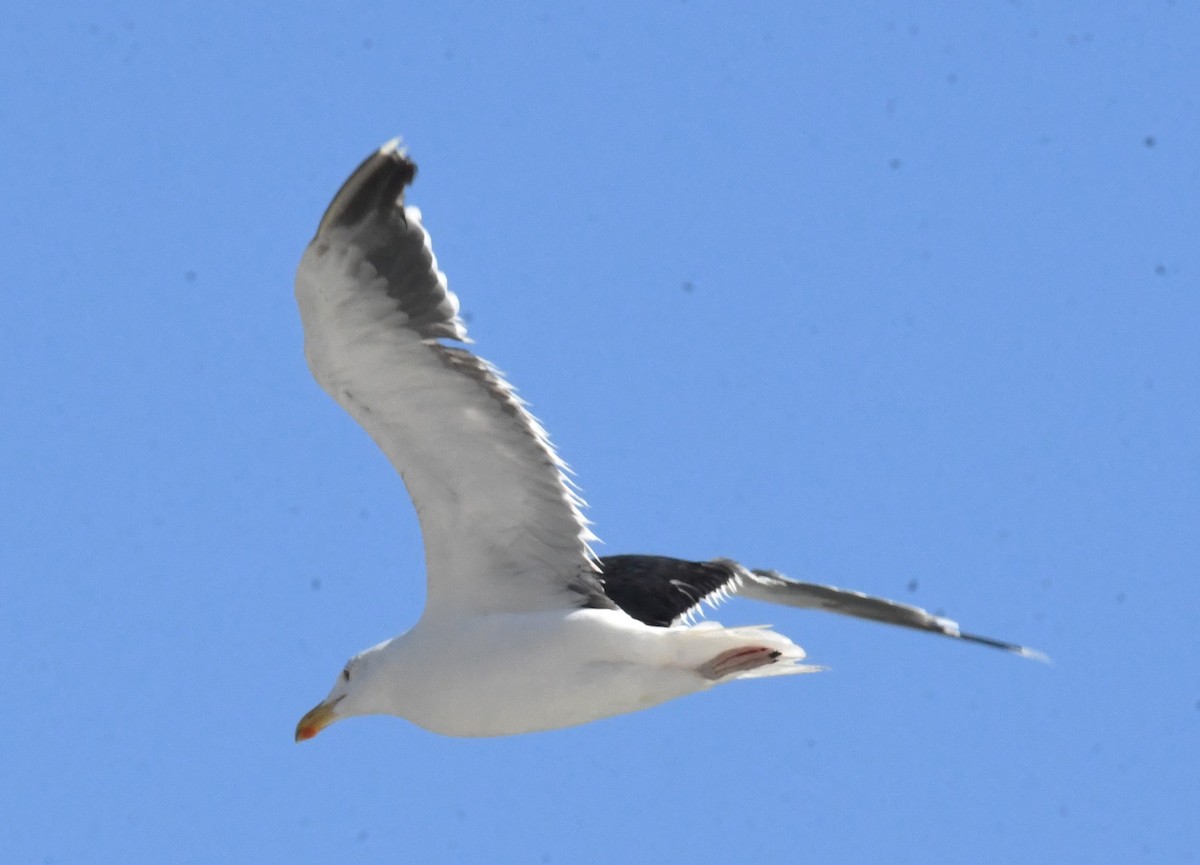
958,630 -> 1051,663
315,139 -> 417,238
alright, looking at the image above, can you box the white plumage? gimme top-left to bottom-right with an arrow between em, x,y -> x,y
293,141 -> 1041,741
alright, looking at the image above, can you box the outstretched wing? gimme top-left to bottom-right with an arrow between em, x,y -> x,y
739,566 -> 1046,659
600,555 -> 1044,659
295,142 -> 609,617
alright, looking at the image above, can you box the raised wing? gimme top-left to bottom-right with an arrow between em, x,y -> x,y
295,142 -> 609,617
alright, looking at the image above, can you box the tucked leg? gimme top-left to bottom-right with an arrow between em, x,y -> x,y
698,646 -> 782,680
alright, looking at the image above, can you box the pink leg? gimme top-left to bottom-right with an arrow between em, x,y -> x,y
698,646 -> 782,680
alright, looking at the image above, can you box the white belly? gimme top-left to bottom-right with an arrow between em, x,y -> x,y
391,608 -> 712,737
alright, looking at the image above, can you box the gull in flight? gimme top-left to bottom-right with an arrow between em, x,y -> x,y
294,141 -> 1042,740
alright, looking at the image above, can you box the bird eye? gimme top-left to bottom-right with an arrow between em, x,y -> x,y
342,668 -> 351,682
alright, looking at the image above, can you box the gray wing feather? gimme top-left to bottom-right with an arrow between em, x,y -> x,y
597,554 -> 1044,660
739,566 -> 1046,660
296,142 -> 609,616
313,143 -> 468,342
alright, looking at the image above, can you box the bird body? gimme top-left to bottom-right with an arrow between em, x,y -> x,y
323,608 -> 811,738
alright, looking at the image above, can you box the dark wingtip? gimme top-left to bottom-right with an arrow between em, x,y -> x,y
315,139 -> 417,238
958,630 -> 1051,663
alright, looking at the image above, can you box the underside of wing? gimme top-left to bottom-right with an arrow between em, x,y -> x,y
295,142 -> 609,616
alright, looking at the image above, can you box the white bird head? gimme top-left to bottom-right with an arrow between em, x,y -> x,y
295,643 -> 391,741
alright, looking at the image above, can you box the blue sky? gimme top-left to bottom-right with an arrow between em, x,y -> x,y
3,2 -> 1198,862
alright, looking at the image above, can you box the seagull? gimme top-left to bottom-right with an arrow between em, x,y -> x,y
293,141 -> 1042,740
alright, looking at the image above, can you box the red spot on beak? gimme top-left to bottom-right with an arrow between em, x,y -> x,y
296,724 -> 317,741
295,695 -> 342,742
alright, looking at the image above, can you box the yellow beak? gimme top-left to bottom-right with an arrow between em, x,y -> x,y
295,696 -> 343,742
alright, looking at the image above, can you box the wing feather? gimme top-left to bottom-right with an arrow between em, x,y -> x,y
599,555 -> 1044,658
295,142 -> 609,616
